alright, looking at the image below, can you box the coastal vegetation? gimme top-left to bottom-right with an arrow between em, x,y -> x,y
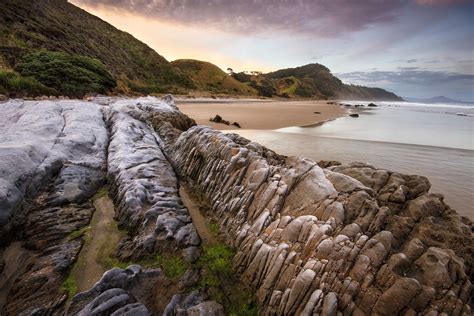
0,0 -> 402,100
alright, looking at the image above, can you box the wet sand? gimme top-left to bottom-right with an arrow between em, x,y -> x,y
177,100 -> 346,130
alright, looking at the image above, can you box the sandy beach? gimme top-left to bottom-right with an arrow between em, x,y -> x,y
177,99 -> 347,130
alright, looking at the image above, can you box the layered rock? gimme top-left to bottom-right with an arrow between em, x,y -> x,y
1,96 -> 472,315
104,97 -> 200,260
0,99 -> 107,314
153,122 -> 473,315
67,265 -> 159,315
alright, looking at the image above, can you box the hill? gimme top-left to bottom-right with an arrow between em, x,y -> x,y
0,0 -> 401,100
232,63 -> 402,101
171,59 -> 256,96
0,0 -> 193,97
404,96 -> 473,104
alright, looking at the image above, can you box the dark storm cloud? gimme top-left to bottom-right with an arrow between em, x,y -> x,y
72,0 -> 408,36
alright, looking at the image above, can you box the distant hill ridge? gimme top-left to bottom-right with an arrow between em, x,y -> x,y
404,96 -> 473,104
0,0 -> 401,101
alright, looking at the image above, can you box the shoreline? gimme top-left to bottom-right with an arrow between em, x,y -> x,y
177,99 -> 348,130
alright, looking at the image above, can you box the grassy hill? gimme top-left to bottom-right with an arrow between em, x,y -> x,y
0,0 -> 401,101
0,0 -> 193,97
171,59 -> 256,96
232,64 -> 402,101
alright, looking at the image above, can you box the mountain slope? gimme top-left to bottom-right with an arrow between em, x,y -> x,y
171,59 -> 256,96
0,0 -> 401,100
232,63 -> 402,101
0,0 -> 193,96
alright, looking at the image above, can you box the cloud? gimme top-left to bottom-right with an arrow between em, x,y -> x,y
415,0 -> 467,5
337,69 -> 474,100
338,69 -> 474,85
406,59 -> 418,63
72,0 -> 408,36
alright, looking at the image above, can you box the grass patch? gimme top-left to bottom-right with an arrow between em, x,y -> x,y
155,254 -> 187,279
209,222 -> 220,237
62,274 -> 78,299
99,252 -> 187,280
196,244 -> 258,315
68,226 -> 89,240
93,187 -> 108,200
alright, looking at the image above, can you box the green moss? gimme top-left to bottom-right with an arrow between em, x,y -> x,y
155,254 -> 187,279
68,226 -> 89,240
197,245 -> 234,288
93,187 -> 108,200
62,274 -> 78,298
209,222 -> 220,237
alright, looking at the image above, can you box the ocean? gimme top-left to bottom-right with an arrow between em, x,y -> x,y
231,101 -> 474,219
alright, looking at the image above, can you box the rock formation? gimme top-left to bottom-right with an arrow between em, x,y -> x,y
153,118 -> 473,315
0,96 -> 472,315
0,99 -> 107,314
105,98 -> 200,260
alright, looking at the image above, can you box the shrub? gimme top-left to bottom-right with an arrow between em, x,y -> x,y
15,50 -> 116,97
0,69 -> 58,97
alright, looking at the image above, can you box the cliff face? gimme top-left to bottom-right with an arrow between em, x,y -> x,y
0,97 -> 471,315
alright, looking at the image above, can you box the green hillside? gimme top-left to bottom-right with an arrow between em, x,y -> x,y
0,0 -> 401,100
0,0 -> 193,97
171,59 -> 257,96
232,64 -> 402,101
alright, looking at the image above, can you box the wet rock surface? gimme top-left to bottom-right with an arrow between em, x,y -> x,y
1,96 -> 472,315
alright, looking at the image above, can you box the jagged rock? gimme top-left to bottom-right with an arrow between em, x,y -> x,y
0,99 -> 107,241
1,96 -> 472,315
163,290 -> 220,316
151,111 -> 473,315
105,98 -> 200,259
77,288 -> 137,316
0,99 -> 108,314
68,265 -> 160,315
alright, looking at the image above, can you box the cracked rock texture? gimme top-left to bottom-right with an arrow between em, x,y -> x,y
1,96 -> 472,315
0,99 -> 107,314
153,122 -> 473,315
68,265 -> 158,315
105,97 -> 200,260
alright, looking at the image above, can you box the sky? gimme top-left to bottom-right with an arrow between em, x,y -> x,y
70,0 -> 474,101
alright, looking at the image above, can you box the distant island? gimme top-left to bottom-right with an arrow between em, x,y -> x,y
0,0 -> 401,101
404,96 -> 474,104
